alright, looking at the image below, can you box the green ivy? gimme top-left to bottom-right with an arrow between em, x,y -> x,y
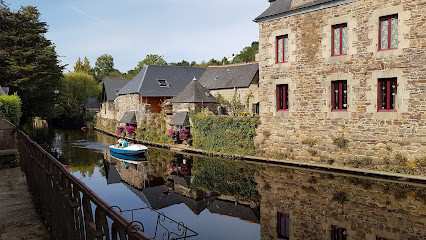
191,156 -> 260,202
0,93 -> 22,125
137,114 -> 173,144
191,114 -> 259,156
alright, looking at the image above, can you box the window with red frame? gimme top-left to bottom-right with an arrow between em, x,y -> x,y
379,14 -> 398,50
378,78 -> 397,111
276,35 -> 288,63
332,24 -> 347,56
331,225 -> 347,240
332,80 -> 347,111
376,237 -> 394,240
276,84 -> 288,111
277,212 -> 289,239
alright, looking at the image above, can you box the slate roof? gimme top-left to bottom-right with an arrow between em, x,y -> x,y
0,87 -> 6,96
120,111 -> 137,124
101,78 -> 130,102
118,65 -> 206,97
127,184 -> 183,210
172,78 -> 218,103
198,62 -> 258,90
207,200 -> 260,223
169,111 -> 190,127
254,0 -> 359,23
84,98 -> 101,109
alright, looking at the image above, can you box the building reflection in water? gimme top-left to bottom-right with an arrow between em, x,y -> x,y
255,164 -> 425,240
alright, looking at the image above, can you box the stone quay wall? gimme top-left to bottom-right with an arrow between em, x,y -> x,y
255,0 -> 425,164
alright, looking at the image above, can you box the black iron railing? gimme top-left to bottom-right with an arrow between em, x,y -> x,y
111,206 -> 198,240
17,130 -> 151,240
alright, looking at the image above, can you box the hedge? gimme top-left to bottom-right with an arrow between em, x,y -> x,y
0,93 -> 22,125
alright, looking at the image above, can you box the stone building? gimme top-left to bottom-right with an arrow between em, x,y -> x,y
99,78 -> 130,120
198,62 -> 260,114
254,0 -> 425,163
115,65 -> 206,125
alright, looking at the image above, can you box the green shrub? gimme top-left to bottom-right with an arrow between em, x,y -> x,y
191,156 -> 260,202
302,138 -> 317,147
137,114 -> 173,144
332,135 -> 349,149
191,114 -> 259,156
0,93 -> 22,125
345,157 -> 373,168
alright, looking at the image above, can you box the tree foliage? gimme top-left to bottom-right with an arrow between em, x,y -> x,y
232,41 -> 259,63
127,54 -> 167,79
0,93 -> 22,124
94,54 -> 114,82
56,72 -> 100,124
0,6 -> 63,119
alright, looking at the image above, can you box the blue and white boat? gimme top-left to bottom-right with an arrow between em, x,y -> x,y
110,151 -> 147,164
109,144 -> 148,155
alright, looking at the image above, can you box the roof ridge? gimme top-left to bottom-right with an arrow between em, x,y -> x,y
145,64 -> 206,69
208,62 -> 258,68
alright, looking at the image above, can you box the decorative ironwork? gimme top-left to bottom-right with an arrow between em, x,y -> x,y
17,131 -> 151,240
118,207 -> 198,240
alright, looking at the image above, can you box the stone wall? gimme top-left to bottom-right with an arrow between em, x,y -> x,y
0,118 -> 16,151
256,165 -> 425,240
210,82 -> 259,113
256,0 -> 425,164
99,102 -> 118,120
172,102 -> 219,115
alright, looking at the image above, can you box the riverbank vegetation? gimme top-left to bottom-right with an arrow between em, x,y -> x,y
191,114 -> 259,156
0,93 -> 22,125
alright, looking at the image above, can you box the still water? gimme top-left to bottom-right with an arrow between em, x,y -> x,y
24,128 -> 425,240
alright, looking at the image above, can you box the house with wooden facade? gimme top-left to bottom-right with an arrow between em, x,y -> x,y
254,0 -> 425,170
114,65 -> 206,125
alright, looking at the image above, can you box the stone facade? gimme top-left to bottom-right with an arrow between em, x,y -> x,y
255,0 -> 425,163
210,79 -> 259,113
0,118 -> 16,151
256,165 -> 425,240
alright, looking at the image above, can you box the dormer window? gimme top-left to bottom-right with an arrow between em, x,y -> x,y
115,89 -> 120,95
157,79 -> 170,87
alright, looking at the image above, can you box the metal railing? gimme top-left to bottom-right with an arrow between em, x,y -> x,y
17,130 -> 152,240
111,206 -> 198,240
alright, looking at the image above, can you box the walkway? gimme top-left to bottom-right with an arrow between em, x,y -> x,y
0,167 -> 50,240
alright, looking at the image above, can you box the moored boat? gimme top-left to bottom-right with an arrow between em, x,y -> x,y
109,144 -> 148,155
110,151 -> 147,164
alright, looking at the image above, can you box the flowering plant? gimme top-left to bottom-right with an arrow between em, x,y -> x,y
125,125 -> 135,133
179,129 -> 190,141
116,126 -> 124,135
168,129 -> 176,136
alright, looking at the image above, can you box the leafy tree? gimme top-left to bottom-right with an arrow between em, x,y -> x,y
74,57 -> 84,72
56,72 -> 100,124
221,57 -> 230,65
94,54 -> 114,82
0,6 -> 63,120
82,57 -> 92,74
169,60 -> 190,67
232,41 -> 259,64
127,54 -> 167,79
0,93 -> 22,125
107,69 -> 126,79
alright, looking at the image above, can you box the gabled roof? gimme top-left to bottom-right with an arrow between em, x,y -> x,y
84,98 -> 101,109
207,200 -> 260,223
254,0 -> 359,23
198,62 -> 258,90
172,78 -> 218,103
102,78 -> 130,102
118,65 -> 206,97
120,111 -> 137,124
169,111 -> 190,127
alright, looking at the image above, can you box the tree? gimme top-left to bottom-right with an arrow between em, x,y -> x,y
127,54 -> 167,79
221,57 -> 230,65
94,54 -> 114,82
74,57 -> 84,72
56,72 -> 100,124
232,41 -> 259,64
82,57 -> 92,74
0,6 -> 64,120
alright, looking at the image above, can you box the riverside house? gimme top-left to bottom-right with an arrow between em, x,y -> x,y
99,78 -> 130,120
114,65 -> 206,125
254,0 -> 425,162
198,62 -> 260,114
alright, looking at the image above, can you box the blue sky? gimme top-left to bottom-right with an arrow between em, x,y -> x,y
8,0 -> 269,73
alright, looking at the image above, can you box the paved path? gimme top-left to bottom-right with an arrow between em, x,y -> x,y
0,167 -> 50,240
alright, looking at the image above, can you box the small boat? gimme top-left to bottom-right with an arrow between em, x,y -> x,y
110,152 -> 147,164
81,127 -> 88,131
109,144 -> 148,155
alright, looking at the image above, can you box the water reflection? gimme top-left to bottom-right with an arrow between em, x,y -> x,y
25,128 -> 425,240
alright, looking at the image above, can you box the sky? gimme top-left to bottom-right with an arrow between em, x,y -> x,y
8,0 -> 269,73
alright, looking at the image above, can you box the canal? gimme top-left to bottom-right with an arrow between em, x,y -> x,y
23,127 -> 425,240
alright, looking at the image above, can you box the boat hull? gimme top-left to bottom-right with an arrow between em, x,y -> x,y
109,144 -> 148,155
110,151 -> 147,163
